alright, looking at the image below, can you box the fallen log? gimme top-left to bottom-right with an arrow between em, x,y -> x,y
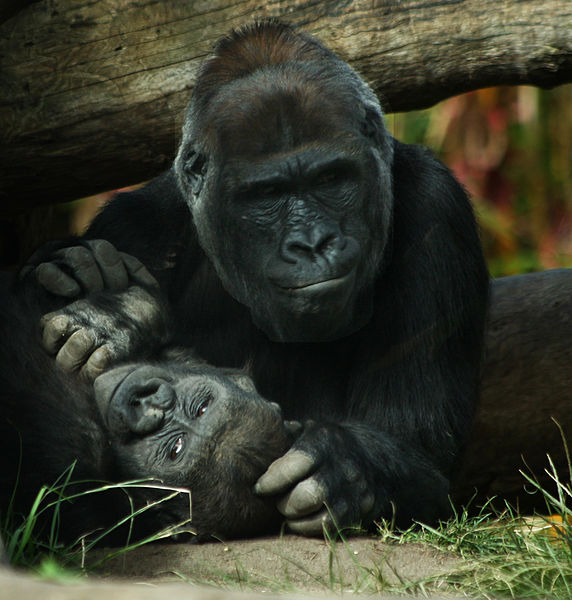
1,0 -> 571,210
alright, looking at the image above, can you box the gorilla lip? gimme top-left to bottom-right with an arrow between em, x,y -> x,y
278,271 -> 355,295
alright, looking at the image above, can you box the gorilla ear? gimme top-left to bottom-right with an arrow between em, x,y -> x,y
360,105 -> 385,145
182,149 -> 208,196
222,369 -> 257,393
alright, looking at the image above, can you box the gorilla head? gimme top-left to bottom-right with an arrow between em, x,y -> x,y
94,360 -> 296,538
0,306 -> 297,544
175,20 -> 394,343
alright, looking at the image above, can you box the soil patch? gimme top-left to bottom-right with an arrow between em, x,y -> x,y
91,535 -> 463,595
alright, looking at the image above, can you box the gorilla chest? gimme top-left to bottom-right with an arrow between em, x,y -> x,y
260,346 -> 353,419
175,276 -> 363,420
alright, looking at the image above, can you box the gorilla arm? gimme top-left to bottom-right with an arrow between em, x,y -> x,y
19,172 -> 189,377
255,144 -> 489,535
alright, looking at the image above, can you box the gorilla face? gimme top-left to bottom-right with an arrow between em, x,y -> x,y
176,64 -> 393,343
94,362 -> 296,537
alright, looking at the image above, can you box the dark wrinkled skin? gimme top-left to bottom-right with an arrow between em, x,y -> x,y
23,21 -> 489,536
0,282 -> 296,544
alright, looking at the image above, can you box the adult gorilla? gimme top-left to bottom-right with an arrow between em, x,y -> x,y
0,280 -> 295,544
29,20 -> 489,535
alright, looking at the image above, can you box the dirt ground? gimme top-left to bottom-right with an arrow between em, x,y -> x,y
90,534 -> 463,595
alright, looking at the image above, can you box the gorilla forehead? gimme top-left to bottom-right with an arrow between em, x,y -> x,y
203,66 -> 365,159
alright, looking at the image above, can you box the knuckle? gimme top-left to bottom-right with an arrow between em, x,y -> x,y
340,460 -> 361,484
90,345 -> 113,369
64,246 -> 93,268
40,311 -> 57,328
360,492 -> 375,514
47,314 -> 71,335
90,239 -> 121,266
67,328 -> 95,354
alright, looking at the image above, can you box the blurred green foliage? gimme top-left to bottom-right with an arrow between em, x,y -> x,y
387,85 -> 572,277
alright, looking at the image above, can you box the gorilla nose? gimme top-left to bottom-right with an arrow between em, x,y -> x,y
281,225 -> 345,263
111,376 -> 175,436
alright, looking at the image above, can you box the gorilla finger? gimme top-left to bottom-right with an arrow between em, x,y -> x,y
55,246 -> 104,293
81,345 -> 113,381
120,253 -> 159,290
36,262 -> 81,297
85,240 -> 129,290
41,313 -> 77,354
287,499 -> 352,536
56,329 -> 96,371
255,450 -> 316,496
286,509 -> 330,536
360,492 -> 375,515
277,478 -> 326,518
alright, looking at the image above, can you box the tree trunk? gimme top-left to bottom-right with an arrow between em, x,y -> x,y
1,0 -> 571,211
455,268 -> 572,508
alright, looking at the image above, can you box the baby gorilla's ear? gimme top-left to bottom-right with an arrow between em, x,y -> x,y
220,368 -> 257,393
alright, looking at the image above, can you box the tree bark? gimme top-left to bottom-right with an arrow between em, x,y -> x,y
1,0 -> 571,211
456,268 -> 572,508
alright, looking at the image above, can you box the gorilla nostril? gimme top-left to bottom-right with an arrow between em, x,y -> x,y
284,239 -> 312,260
109,377 -> 176,436
283,229 -> 343,262
130,379 -> 174,409
316,233 -> 340,255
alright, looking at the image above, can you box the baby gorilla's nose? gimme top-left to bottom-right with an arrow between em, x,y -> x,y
118,377 -> 175,435
97,368 -> 176,437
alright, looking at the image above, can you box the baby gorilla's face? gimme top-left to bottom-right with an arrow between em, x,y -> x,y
94,361 -> 298,539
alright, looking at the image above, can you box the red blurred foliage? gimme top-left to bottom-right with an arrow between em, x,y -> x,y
389,85 -> 572,276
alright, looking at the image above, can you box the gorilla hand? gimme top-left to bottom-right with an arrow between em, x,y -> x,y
254,422 -> 376,536
22,239 -> 158,297
41,286 -> 169,380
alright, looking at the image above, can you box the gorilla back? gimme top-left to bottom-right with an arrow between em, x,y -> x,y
0,285 -> 294,545
36,21 -> 489,535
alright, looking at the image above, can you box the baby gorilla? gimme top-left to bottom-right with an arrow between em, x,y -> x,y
0,283 -> 295,545
94,359 -> 296,540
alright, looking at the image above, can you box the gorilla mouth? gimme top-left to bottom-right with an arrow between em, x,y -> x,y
277,270 -> 355,295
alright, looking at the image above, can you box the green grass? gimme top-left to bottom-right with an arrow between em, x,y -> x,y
375,430 -> 572,598
3,452 -> 572,597
1,464 -> 195,578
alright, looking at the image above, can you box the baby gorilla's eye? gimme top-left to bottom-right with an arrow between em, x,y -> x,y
170,436 -> 185,460
315,172 -> 338,185
196,398 -> 210,417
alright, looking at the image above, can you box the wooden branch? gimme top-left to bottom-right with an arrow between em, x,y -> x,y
1,0 -> 571,210
455,268 -> 572,507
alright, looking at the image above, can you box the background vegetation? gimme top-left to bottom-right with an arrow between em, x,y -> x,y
387,85 -> 572,277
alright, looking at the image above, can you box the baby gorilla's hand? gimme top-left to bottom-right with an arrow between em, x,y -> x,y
255,422 -> 376,536
41,287 -> 169,380
22,239 -> 158,297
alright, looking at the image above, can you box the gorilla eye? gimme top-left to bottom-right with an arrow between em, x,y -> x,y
258,184 -> 280,197
315,171 -> 338,185
196,398 -> 210,417
170,436 -> 185,460
183,150 -> 208,195
184,151 -> 208,177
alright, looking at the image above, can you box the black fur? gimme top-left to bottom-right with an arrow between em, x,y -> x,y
21,21 -> 489,533
0,281 -> 293,544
